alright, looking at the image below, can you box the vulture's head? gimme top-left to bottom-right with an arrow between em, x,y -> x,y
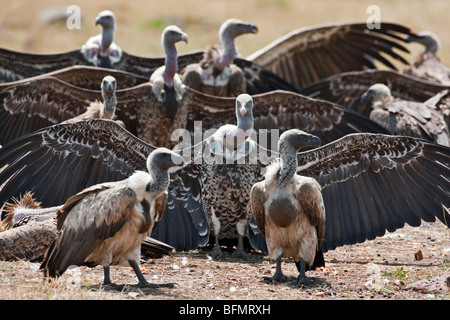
95,10 -> 115,29
219,18 -> 258,42
236,93 -> 253,119
101,75 -> 117,94
162,25 -> 188,47
147,148 -> 184,172
279,129 -> 321,152
361,83 -> 393,106
407,30 -> 441,54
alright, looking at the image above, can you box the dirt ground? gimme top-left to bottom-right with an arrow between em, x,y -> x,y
0,220 -> 448,301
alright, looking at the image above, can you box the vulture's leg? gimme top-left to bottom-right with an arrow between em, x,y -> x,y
270,256 -> 287,282
209,236 -> 225,258
103,265 -> 112,285
232,220 -> 249,260
129,260 -> 149,286
295,260 -> 313,286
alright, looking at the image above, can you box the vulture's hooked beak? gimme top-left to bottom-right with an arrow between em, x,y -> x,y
239,105 -> 247,117
181,34 -> 188,44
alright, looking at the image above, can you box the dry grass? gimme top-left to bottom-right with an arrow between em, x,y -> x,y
0,0 -> 449,64
1,222 -> 449,300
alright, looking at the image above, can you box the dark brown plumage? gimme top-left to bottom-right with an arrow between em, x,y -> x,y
182,18 -> 258,97
361,83 -> 449,146
251,129 -> 325,285
405,31 -> 450,85
40,148 -> 183,286
247,22 -> 417,89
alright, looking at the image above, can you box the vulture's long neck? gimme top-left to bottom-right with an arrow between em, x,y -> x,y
163,41 -> 178,87
146,168 -> 170,195
236,111 -> 254,134
100,25 -> 115,55
277,144 -> 297,185
216,32 -> 237,70
102,91 -> 117,119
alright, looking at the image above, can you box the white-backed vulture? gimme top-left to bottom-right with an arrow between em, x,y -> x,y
0,192 -> 174,262
197,94 -> 261,259
300,69 -> 450,116
0,121 -> 448,254
0,77 -> 389,147
405,31 -> 450,85
61,75 -> 123,126
39,148 -> 183,286
0,193 -> 58,262
0,74 -> 124,144
150,25 -> 188,117
182,18 -> 258,97
251,129 -> 324,285
360,83 -> 449,146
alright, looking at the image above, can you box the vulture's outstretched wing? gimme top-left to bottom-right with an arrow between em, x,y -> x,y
0,77 -> 102,146
182,89 -> 390,146
247,22 -> 416,89
296,133 -> 450,251
0,48 -> 89,82
0,77 -> 388,148
300,69 -> 450,116
0,65 -> 148,92
0,119 -> 206,251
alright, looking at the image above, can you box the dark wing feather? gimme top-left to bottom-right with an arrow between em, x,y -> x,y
0,77 -> 102,146
41,182 -> 135,277
115,50 -> 204,79
182,89 -> 390,147
296,133 -> 450,252
0,119 -> 206,251
0,48 -> 89,82
247,22 -> 415,89
0,119 -> 151,208
301,69 -> 450,116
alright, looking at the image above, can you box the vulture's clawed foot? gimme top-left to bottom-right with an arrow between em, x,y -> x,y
231,248 -> 249,260
295,274 -> 315,287
263,272 -> 288,284
208,245 -> 228,259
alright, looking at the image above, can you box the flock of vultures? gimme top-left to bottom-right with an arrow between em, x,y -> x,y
0,10 -> 449,288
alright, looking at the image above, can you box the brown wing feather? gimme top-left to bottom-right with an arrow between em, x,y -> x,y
42,180 -> 136,276
248,22 -> 414,88
250,181 -> 267,236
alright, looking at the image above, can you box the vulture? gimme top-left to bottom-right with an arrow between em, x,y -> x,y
0,192 -> 174,262
250,130 -> 450,282
0,74 -> 124,145
360,83 -> 449,146
195,94 -> 263,259
182,18 -> 259,97
0,120 -> 448,255
405,31 -> 450,85
0,119 -> 208,252
0,75 -> 389,148
300,69 -> 450,116
60,75 -> 123,126
0,10 -> 204,82
149,25 -> 188,117
40,148 -> 183,286
250,129 -> 325,285
0,192 -> 58,262
247,22 -> 418,89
